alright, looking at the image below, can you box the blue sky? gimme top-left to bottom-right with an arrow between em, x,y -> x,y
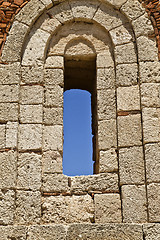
63,89 -> 93,176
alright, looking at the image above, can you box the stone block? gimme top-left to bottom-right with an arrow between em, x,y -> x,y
18,124 -> 42,150
121,0 -> 145,20
45,56 -> 64,69
44,107 -> 63,125
0,151 -> 16,188
20,105 -> 43,123
0,190 -> 15,225
142,108 -> 160,143
117,85 -> 140,111
97,89 -> 116,120
27,225 -> 66,240
93,3 -> 125,31
141,83 -> 160,107
107,0 -> 127,8
139,61 -> 160,83
6,121 -> 18,148
98,119 -> 117,150
118,114 -> 142,147
0,124 -> 5,148
42,195 -> 94,224
44,85 -> 63,107
145,143 -> 160,183
15,190 -> 41,224
148,183 -> 160,222
97,67 -> 115,90
99,148 -> 118,173
122,185 -> 147,223
0,226 -> 27,240
97,51 -> 114,68
143,224 -> 160,240
0,85 -> 19,103
42,151 -> 62,174
0,103 -> 18,122
20,85 -> 43,104
119,146 -> 145,185
137,36 -> 157,62
44,68 -> 64,86
22,28 -> 50,66
21,66 -> 44,84
49,1 -> 73,23
116,63 -> 138,87
115,43 -> 137,64
2,21 -> 29,62
71,173 -> 119,194
42,174 -> 69,193
43,125 -> 63,151
67,223 -> 143,239
133,13 -> 154,37
70,0 -> 99,20
0,63 -> 20,84
110,24 -> 134,45
17,152 -> 42,190
95,193 -> 122,223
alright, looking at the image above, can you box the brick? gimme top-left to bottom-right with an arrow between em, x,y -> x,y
42,151 -> 62,174
121,0 -> 145,20
0,124 -> 5,148
0,63 -> 20,84
116,63 -> 138,87
137,36 -> 157,62
0,85 -> 19,103
139,61 -> 160,83
148,183 -> 160,222
43,125 -> 63,151
20,85 -> 43,104
20,105 -> 43,123
0,103 -> 18,122
0,190 -> 15,225
6,121 -> 18,148
141,83 -> 160,107
97,67 -> 115,90
115,43 -> 137,64
0,226 -> 27,240
43,107 -> 63,125
44,68 -> 64,86
42,174 -> 69,193
99,148 -> 118,173
21,66 -> 44,84
110,24 -> 134,45
97,51 -> 114,68
45,56 -> 64,69
44,85 -> 63,107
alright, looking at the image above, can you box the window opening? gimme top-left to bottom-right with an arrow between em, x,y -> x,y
63,57 -> 98,176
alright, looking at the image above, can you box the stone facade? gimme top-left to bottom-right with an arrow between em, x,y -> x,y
0,0 -> 160,239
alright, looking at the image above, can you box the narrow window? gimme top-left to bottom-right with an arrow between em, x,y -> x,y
63,57 -> 98,176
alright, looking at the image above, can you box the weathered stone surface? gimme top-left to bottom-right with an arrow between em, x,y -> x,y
97,67 -> 115,89
133,13 -> 154,37
141,83 -> 160,107
2,21 -> 29,62
0,103 -> 18,123
15,190 -> 41,224
145,143 -> 160,183
17,152 -> 41,190
107,0 -> 127,8
71,173 -> 119,194
122,185 -> 147,223
0,226 -> 27,240
139,61 -> 160,83
45,56 -> 64,69
42,174 -> 69,192
21,66 -> 44,84
148,183 -> 160,222
0,85 -> 19,103
98,119 -> 117,150
44,85 -> 63,107
0,124 -> 5,148
67,223 -> 143,239
42,151 -> 62,174
137,36 -> 157,62
97,51 -> 114,68
110,24 -> 133,45
20,105 -> 43,123
97,89 -> 116,120
6,121 -> 18,148
93,3 -> 126,31
43,125 -> 63,151
115,43 -> 137,64
44,107 -> 63,125
20,85 -> 43,104
0,151 -> 16,188
117,85 -> 140,111
0,190 -> 15,225
143,224 -> 160,240
119,146 -> 145,185
142,108 -> 160,143
118,114 -> 142,147
0,63 -> 20,84
27,225 -> 66,240
116,63 -> 138,86
99,149 -> 118,173
95,193 -> 122,223
44,69 -> 64,86
42,195 -> 94,223
18,124 -> 42,150
121,0 -> 145,20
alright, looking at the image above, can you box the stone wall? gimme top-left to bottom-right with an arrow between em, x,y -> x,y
0,0 -> 160,239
